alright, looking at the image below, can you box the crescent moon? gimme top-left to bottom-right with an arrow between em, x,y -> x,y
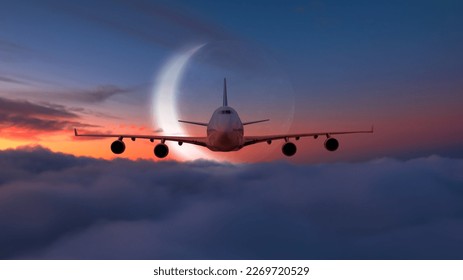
151,44 -> 211,161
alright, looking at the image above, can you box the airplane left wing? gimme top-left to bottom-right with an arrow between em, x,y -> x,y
242,119 -> 270,125
243,126 -> 374,146
74,129 -> 208,147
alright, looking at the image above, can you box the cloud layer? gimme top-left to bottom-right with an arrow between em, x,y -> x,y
0,96 -> 97,139
0,146 -> 462,259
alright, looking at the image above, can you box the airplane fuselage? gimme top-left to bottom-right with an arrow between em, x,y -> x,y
206,106 -> 244,151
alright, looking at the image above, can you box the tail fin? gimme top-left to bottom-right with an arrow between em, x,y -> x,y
223,78 -> 228,107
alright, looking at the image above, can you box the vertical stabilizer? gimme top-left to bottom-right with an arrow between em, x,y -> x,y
223,78 -> 228,106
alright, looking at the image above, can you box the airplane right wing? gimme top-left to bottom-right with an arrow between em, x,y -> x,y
243,126 -> 374,146
74,129 -> 208,147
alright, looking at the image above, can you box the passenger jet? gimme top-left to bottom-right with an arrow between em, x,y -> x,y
74,78 -> 373,158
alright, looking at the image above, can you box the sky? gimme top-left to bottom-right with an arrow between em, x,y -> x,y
0,0 -> 462,162
1,0 -> 463,259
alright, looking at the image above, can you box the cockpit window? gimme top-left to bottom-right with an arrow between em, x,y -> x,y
220,110 -> 232,114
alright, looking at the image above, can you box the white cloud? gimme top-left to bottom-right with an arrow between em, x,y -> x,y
0,147 -> 462,259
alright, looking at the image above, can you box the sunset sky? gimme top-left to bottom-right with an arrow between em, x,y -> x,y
1,0 -> 463,260
1,0 -> 462,162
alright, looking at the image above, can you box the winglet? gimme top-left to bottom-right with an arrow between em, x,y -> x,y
371,125 -> 374,132
74,128 -> 78,136
223,78 -> 228,107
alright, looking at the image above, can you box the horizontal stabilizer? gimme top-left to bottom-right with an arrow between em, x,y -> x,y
178,120 -> 208,126
242,119 -> 270,125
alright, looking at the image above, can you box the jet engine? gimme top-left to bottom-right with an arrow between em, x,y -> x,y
111,140 -> 126,154
154,143 -> 169,158
324,137 -> 339,152
282,142 -> 297,157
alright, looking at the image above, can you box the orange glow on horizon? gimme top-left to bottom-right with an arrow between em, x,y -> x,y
1,100 -> 462,164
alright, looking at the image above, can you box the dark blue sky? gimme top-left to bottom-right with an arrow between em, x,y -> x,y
3,0 -> 462,90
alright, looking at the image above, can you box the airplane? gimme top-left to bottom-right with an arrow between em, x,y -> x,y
74,78 -> 373,158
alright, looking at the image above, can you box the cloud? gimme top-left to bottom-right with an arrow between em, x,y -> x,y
0,96 -> 77,118
0,39 -> 25,52
0,75 -> 27,85
0,146 -> 462,259
65,85 -> 132,103
0,96 -> 96,139
4,83 -> 137,112
67,106 -> 120,119
54,0 -> 235,50
0,39 -> 29,57
128,0 -> 232,41
0,39 -> 39,63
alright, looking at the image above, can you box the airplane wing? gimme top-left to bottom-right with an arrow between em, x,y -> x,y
242,119 -> 270,125
243,126 -> 374,146
178,120 -> 208,126
74,129 -> 208,147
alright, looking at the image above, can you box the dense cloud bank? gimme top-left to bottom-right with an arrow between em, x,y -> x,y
0,146 -> 462,259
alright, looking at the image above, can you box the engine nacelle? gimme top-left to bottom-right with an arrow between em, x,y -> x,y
324,137 -> 339,152
154,143 -> 169,158
282,142 -> 297,157
111,140 -> 126,154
